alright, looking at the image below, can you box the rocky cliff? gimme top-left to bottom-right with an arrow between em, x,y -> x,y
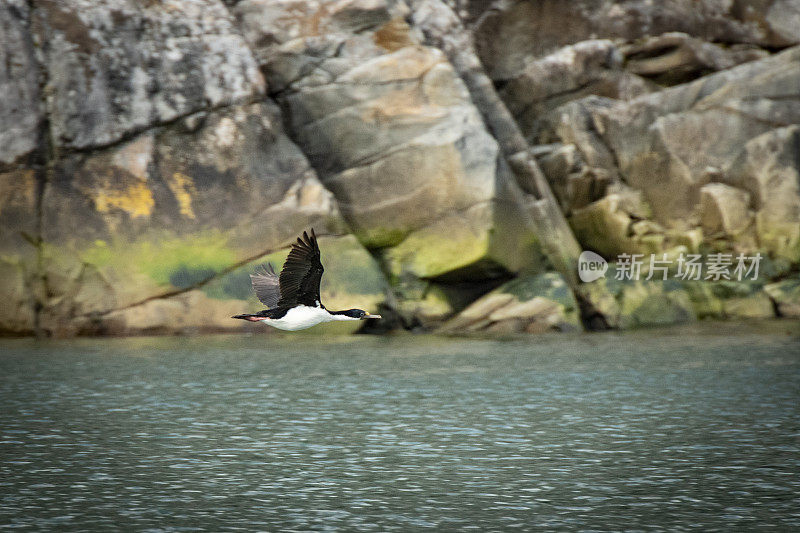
1,0 -> 798,336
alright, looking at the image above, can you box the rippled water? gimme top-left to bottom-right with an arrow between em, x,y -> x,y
1,323 -> 799,531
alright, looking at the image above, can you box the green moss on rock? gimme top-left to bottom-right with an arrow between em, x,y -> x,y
80,231 -> 236,288
682,280 -> 774,319
581,265 -> 696,329
385,222 -> 491,279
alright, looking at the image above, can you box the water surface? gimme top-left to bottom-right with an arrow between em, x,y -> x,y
2,324 -> 799,530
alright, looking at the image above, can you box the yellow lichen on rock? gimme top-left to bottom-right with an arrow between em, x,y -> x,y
90,176 -> 155,219
167,172 -> 197,219
81,134 -> 156,220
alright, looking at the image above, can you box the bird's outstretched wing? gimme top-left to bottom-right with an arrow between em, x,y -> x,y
250,263 -> 280,308
277,229 -> 324,308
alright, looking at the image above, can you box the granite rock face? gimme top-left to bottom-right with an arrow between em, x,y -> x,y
474,0 -> 800,82
0,1 -> 42,335
1,0 -> 798,336
499,39 -> 655,142
32,0 -> 265,151
236,0 -> 544,281
0,1 -> 42,170
725,126 -> 800,263
0,0 -> 387,336
540,47 -> 800,272
38,101 -> 368,336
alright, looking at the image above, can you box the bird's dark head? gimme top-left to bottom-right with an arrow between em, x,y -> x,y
334,309 -> 382,320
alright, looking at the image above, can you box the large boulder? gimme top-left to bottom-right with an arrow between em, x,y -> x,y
569,187 -> 664,258
235,0 -> 544,280
724,126 -> 800,263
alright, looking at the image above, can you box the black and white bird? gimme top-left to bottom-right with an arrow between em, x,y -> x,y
232,229 -> 381,330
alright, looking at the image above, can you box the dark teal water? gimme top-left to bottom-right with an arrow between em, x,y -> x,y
1,324 -> 799,531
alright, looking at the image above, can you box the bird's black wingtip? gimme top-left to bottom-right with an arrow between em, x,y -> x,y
298,228 -> 318,249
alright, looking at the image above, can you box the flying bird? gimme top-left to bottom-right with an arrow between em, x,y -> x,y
232,229 -> 381,330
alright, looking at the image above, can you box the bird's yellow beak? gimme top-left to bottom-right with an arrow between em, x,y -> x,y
363,314 -> 382,319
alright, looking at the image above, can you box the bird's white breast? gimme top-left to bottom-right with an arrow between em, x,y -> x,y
260,305 -> 332,331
